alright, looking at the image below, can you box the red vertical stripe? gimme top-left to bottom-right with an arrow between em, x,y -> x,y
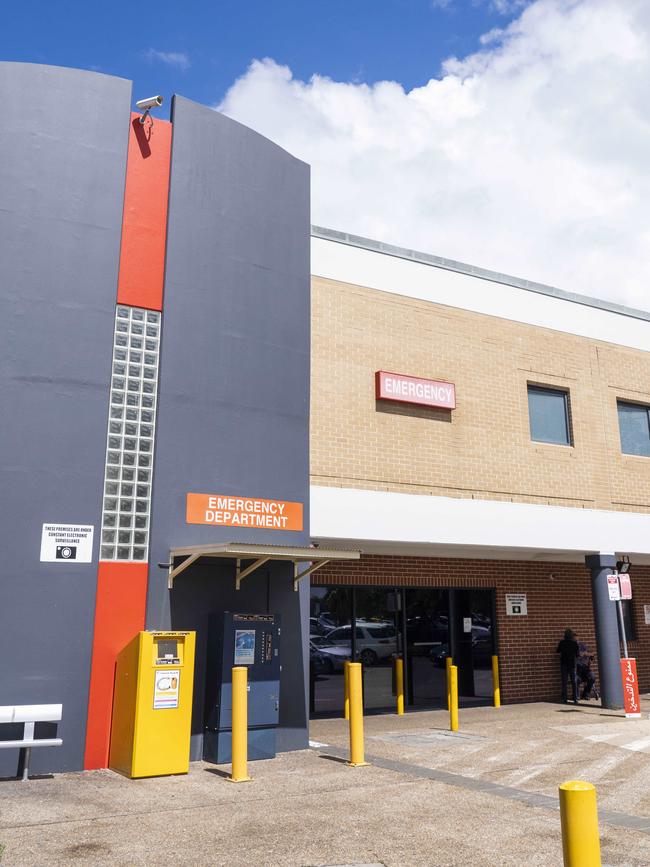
116,113 -> 172,311
84,563 -> 148,769
84,111 -> 172,770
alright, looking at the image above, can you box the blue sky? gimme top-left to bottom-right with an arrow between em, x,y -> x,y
3,0 -> 648,307
2,0 -> 524,113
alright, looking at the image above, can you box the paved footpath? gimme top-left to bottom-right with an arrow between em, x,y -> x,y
2,700 -> 650,865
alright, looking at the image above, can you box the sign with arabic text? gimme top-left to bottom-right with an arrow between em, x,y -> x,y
620,658 -> 641,718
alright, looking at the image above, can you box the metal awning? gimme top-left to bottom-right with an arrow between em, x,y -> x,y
167,542 -> 360,590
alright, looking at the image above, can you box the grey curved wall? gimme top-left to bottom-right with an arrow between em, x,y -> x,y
148,96 -> 311,756
0,63 -> 131,774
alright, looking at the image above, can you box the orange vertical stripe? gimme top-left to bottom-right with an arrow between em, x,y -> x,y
85,110 -> 171,770
116,113 -> 172,311
84,562 -> 149,770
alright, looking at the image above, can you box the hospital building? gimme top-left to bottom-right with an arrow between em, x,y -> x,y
2,61 -> 650,775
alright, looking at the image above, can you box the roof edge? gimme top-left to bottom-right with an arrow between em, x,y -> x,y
311,225 -> 650,324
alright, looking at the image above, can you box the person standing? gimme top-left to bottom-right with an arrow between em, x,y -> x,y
577,642 -> 597,700
556,628 -> 579,704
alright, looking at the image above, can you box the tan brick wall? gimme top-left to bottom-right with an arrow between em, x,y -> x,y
313,557 -> 650,704
311,276 -> 650,511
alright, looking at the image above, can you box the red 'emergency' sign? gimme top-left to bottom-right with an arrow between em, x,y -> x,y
621,658 -> 642,718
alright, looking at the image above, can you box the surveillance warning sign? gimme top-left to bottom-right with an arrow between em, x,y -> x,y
40,524 -> 94,563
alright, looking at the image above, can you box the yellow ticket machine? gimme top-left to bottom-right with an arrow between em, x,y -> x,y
109,631 -> 196,778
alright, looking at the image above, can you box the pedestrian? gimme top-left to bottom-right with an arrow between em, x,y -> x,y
556,628 -> 579,704
577,642 -> 597,700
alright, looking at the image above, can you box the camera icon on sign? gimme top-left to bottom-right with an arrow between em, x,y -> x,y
56,545 -> 77,560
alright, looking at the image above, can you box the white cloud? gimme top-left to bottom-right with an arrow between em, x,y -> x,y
219,0 -> 650,309
144,49 -> 190,71
488,0 -> 530,14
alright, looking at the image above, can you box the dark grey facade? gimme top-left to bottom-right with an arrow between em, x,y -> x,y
0,63 -> 131,775
148,96 -> 311,758
1,65 -> 311,774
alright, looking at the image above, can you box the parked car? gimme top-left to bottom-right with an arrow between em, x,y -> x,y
309,640 -> 350,674
309,617 -> 329,637
325,622 -> 397,666
429,626 -> 493,668
317,613 -> 337,632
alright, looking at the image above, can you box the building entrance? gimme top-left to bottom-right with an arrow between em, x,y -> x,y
309,584 -> 495,717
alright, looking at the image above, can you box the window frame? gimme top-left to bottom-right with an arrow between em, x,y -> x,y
526,383 -> 573,447
616,399 -> 650,458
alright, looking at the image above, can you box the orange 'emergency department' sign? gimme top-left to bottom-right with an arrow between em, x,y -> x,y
621,657 -> 642,718
186,493 -> 303,532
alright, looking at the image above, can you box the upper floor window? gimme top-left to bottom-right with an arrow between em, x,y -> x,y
617,401 -> 650,457
527,385 -> 571,446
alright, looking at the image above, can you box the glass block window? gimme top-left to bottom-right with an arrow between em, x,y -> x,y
527,385 -> 571,446
100,305 -> 161,561
617,401 -> 650,457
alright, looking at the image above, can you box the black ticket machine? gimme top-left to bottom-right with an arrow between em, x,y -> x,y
204,612 -> 281,764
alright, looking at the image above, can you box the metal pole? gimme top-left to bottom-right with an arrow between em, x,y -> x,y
559,781 -> 601,866
21,747 -> 30,782
396,657 -> 404,715
347,662 -> 369,767
492,655 -> 501,708
228,666 -> 252,783
449,665 -> 459,732
616,600 -> 628,659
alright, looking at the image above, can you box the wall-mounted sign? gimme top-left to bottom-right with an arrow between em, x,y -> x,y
40,524 -> 94,563
375,371 -> 456,410
463,617 -> 472,633
186,493 -> 303,531
153,669 -> 180,710
619,574 -> 632,600
644,605 -> 650,626
506,593 -> 527,616
607,574 -> 621,601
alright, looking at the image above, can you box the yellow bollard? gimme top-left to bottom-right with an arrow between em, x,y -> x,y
228,666 -> 252,783
347,662 -> 369,767
446,656 -> 453,711
396,657 -> 404,715
344,660 -> 350,720
449,665 -> 459,733
559,781 -> 601,867
492,655 -> 501,709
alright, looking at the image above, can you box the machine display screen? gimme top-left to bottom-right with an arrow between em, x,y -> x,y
156,640 -> 179,663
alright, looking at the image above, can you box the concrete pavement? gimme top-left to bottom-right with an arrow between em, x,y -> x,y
2,700 -> 650,865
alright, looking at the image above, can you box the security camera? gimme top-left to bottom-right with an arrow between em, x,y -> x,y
136,95 -> 163,111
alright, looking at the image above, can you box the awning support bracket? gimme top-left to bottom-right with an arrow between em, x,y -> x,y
168,553 -> 201,590
293,560 -> 330,592
235,557 -> 271,590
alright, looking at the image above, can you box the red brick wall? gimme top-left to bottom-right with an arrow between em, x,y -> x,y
313,556 -> 650,704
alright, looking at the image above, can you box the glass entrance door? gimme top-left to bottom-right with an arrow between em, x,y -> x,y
469,588 -> 495,699
404,589 -> 449,707
309,584 -> 495,716
354,587 -> 400,710
309,586 -> 351,716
